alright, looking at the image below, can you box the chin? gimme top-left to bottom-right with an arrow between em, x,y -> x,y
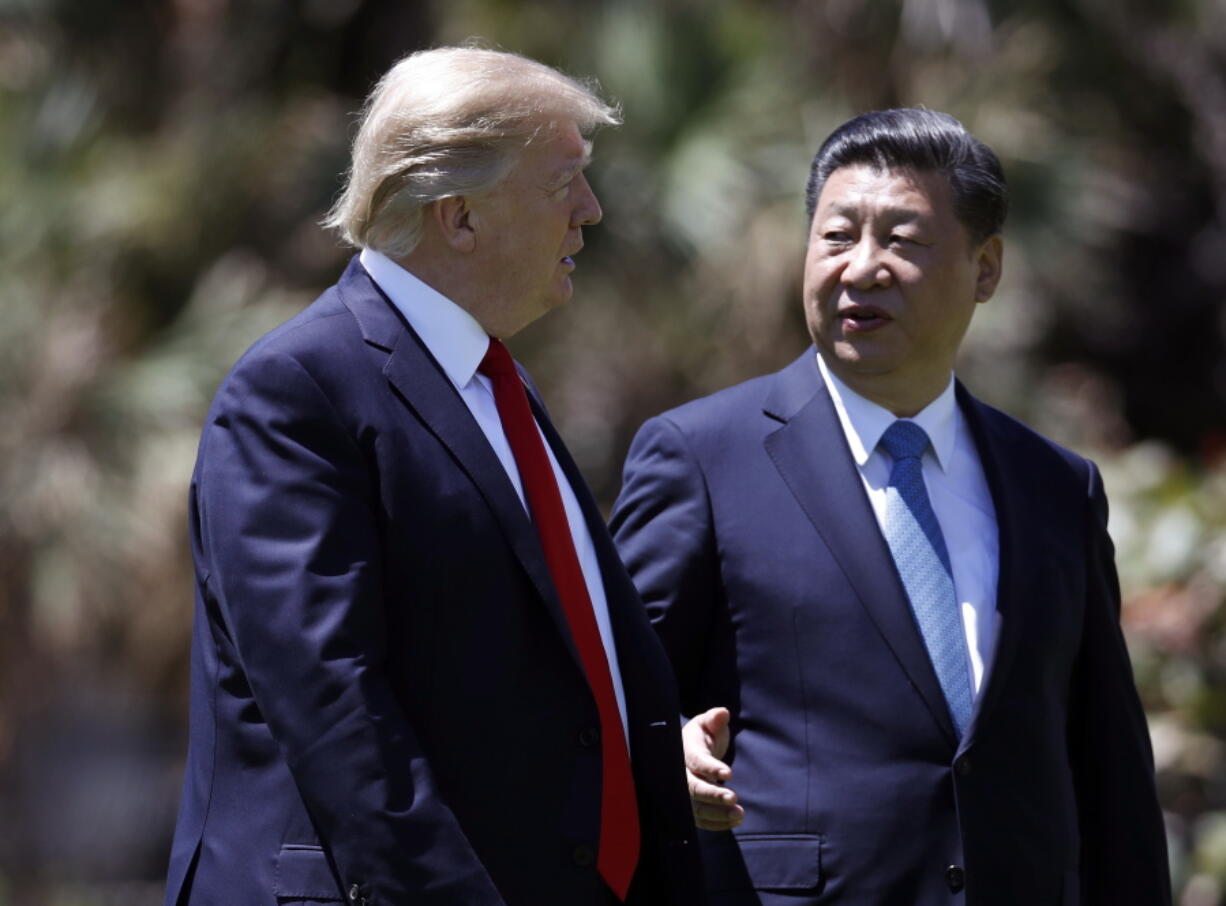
838,354 -> 895,375
821,349 -> 895,382
550,280 -> 574,308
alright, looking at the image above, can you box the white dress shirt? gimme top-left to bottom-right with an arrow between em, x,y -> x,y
816,353 -> 1000,696
360,249 -> 629,734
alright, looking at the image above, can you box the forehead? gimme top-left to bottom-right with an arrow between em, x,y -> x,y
519,119 -> 591,174
816,164 -> 954,218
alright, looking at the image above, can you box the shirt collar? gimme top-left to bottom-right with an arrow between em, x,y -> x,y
360,248 -> 489,389
815,352 -> 958,472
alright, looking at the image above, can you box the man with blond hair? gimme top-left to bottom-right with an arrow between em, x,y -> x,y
165,46 -> 703,906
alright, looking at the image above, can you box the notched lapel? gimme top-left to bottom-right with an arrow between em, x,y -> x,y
956,387 -> 1026,743
528,384 -> 685,740
527,386 -> 647,681
337,259 -> 583,671
762,352 -> 959,746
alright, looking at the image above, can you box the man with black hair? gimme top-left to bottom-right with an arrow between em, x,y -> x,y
611,108 -> 1170,905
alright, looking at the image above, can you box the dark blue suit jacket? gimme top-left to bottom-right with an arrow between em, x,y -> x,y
165,258 -> 703,906
610,350 -> 1170,906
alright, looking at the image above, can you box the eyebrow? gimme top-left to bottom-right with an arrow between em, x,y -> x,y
562,152 -> 593,176
553,140 -> 594,176
823,202 -> 924,222
548,162 -> 590,190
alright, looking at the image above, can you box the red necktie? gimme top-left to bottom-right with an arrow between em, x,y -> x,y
478,338 -> 640,900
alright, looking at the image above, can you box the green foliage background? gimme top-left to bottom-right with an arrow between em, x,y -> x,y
1,0 -> 1224,903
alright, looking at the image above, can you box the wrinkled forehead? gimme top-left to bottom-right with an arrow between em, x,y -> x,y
519,116 -> 594,158
486,119 -> 593,195
816,164 -> 954,214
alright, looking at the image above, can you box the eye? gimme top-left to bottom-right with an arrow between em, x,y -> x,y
888,233 -> 929,251
822,230 -> 853,245
551,172 -> 582,199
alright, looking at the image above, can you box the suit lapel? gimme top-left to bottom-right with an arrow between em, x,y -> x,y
762,351 -> 959,746
336,258 -> 582,670
956,386 -> 1025,743
527,371 -> 683,719
527,386 -> 621,602
527,386 -> 642,632
530,388 -> 678,740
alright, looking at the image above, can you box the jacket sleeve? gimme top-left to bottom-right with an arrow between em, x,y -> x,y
195,349 -> 507,905
1068,461 -> 1172,905
609,414 -> 727,716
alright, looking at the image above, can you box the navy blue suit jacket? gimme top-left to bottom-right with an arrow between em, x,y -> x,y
165,258 -> 703,906
610,350 -> 1169,906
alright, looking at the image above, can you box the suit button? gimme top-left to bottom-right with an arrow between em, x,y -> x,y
573,844 -> 596,866
946,865 -> 965,893
955,755 -> 972,776
578,726 -> 600,747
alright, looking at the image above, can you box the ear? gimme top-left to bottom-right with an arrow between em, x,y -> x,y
973,234 -> 1003,303
430,195 -> 476,253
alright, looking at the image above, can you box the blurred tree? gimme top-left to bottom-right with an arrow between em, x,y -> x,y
0,0 -> 1222,902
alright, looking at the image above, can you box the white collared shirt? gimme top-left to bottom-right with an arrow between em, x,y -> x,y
360,249 -> 629,735
816,354 -> 1000,696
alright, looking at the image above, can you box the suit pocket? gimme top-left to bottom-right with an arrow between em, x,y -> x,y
274,845 -> 344,902
735,833 -> 823,891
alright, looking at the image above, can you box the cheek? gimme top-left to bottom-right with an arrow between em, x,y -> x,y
804,262 -> 841,310
803,255 -> 831,290
802,283 -> 832,335
887,256 -> 928,284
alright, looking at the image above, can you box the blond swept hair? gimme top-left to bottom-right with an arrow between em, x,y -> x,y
324,46 -> 621,258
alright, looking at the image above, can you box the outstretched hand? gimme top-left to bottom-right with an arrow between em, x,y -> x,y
682,706 -> 744,831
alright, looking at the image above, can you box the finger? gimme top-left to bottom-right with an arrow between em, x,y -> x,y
688,773 -> 739,806
685,747 -> 733,783
693,802 -> 744,823
686,755 -> 730,784
692,706 -> 732,759
695,705 -> 730,728
692,802 -> 745,831
693,706 -> 730,740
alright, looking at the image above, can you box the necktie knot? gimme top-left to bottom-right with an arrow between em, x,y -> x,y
880,420 -> 930,462
479,337 -> 517,380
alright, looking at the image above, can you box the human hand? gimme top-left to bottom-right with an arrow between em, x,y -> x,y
682,706 -> 744,831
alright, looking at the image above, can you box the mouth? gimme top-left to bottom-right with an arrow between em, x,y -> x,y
561,239 -> 583,270
838,304 -> 891,331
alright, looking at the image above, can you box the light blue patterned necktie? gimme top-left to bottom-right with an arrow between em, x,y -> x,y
879,420 -> 974,737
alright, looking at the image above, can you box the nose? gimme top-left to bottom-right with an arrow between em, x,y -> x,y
841,237 -> 890,289
572,172 -> 602,227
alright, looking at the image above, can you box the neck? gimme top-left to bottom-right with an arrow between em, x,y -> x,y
394,249 -> 503,336
825,362 -> 950,418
